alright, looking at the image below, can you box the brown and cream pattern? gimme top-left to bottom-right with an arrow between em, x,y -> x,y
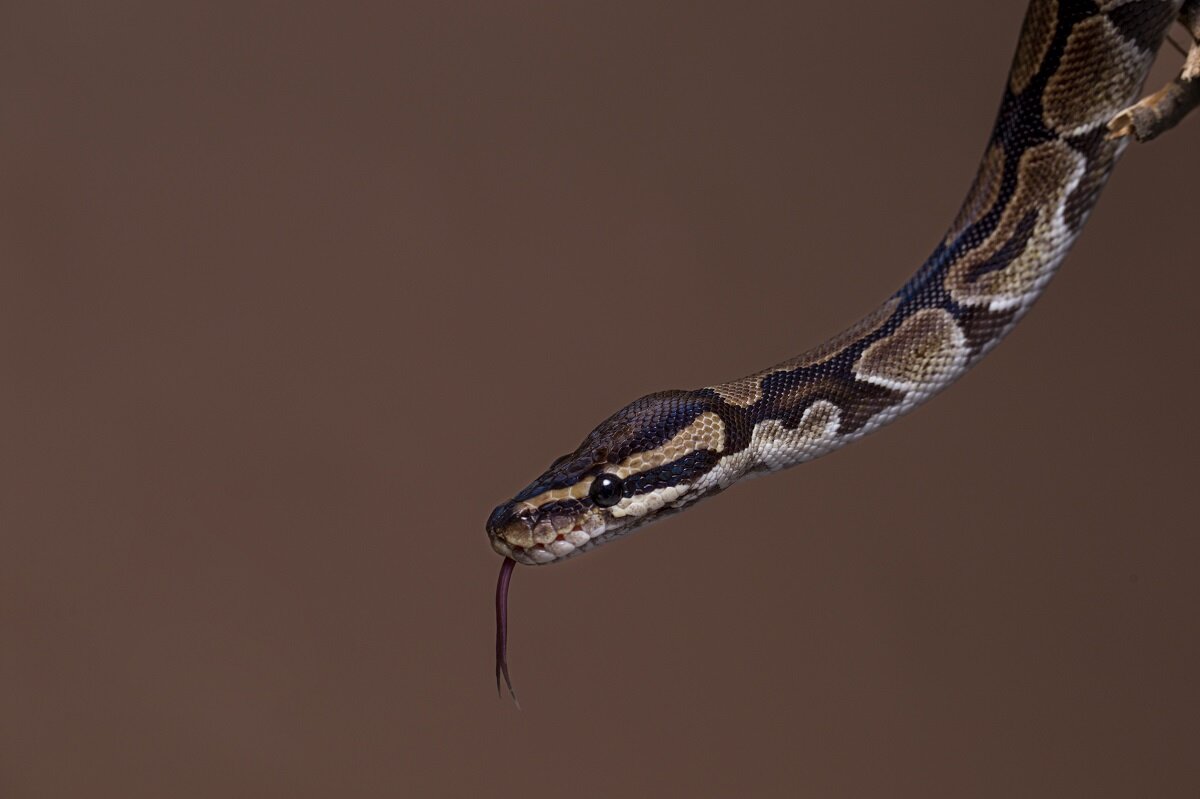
488,0 -> 1192,572
945,140 -> 1087,310
709,297 -> 900,407
854,309 -> 968,393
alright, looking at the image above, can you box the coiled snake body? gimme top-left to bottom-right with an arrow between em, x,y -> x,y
487,0 -> 1197,699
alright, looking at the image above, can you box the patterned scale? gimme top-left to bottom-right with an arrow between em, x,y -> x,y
487,0 -> 1188,569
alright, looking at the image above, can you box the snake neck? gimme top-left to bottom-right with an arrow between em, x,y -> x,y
696,0 -> 1181,487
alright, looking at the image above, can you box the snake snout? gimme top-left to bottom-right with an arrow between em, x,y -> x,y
486,503 -> 516,538
486,499 -> 609,566
486,502 -> 542,558
486,502 -> 529,547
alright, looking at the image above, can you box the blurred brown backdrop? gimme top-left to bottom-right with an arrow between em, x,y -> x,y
2,2 -> 1198,797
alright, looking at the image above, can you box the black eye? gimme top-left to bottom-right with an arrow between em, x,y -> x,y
589,473 -> 624,508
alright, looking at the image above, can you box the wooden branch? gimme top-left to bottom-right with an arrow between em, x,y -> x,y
1107,75 -> 1200,142
1108,1 -> 1200,142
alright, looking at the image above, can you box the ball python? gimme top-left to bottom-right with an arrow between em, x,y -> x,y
487,0 -> 1197,701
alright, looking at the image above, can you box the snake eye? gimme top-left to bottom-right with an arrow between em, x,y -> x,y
589,473 -> 624,508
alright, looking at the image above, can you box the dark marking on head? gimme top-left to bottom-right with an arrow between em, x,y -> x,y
622,449 -> 721,497
510,390 -> 714,503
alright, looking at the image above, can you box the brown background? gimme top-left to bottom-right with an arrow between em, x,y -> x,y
2,2 -> 1198,797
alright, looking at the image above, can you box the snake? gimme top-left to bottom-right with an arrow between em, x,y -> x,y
486,0 -> 1195,700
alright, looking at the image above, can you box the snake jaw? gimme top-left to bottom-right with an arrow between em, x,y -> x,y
490,502 -> 703,565
488,479 -> 708,565
486,494 -> 621,565
489,510 -> 618,565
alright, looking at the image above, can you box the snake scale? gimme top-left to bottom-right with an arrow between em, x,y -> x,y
486,0 -> 1197,700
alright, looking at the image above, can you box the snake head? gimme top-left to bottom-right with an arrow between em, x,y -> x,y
486,390 -> 731,565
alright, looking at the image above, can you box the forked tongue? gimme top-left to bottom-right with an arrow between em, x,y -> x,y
495,557 -> 520,707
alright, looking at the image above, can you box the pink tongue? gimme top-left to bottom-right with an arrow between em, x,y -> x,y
495,557 -> 519,707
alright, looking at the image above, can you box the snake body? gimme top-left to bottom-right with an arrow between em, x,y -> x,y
489,0 -> 1185,571
488,0 -> 1191,701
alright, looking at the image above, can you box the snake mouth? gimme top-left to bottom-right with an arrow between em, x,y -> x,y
490,517 -> 626,565
487,486 -> 703,565
487,497 -> 623,565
